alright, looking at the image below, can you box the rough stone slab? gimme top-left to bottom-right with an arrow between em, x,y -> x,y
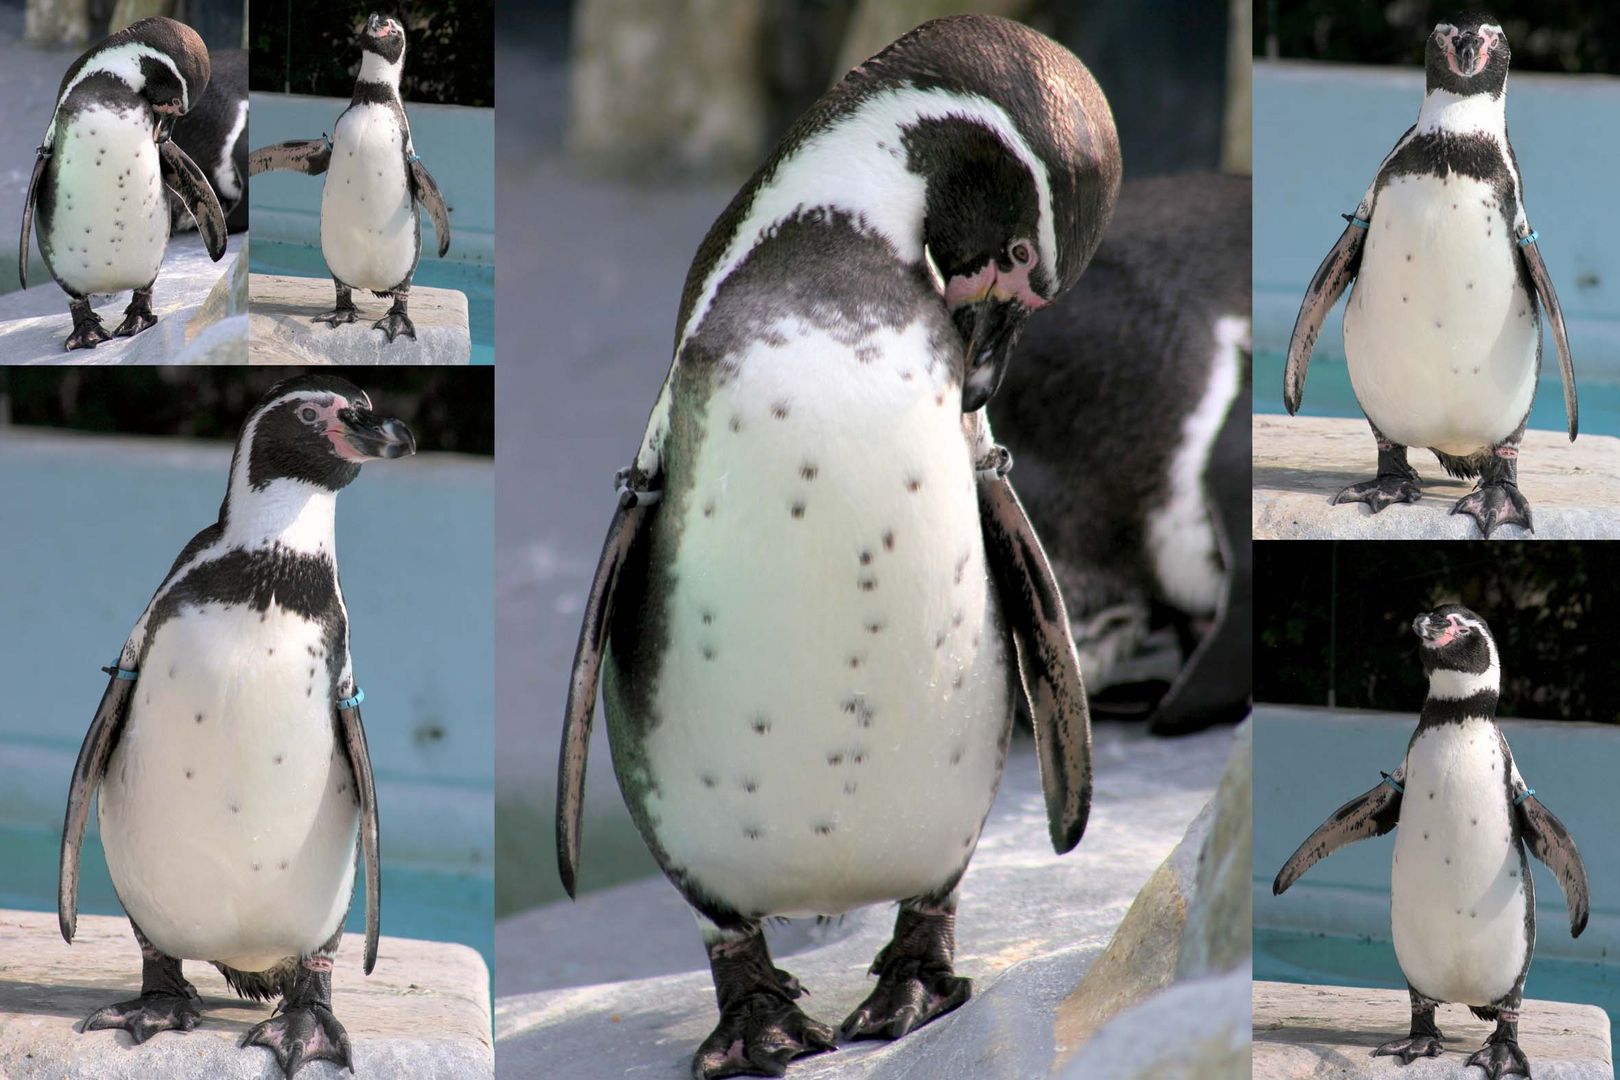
1253,981 -> 1612,1079
248,273 -> 469,365
494,724 -> 1234,1078
0,236 -> 243,365
1253,415 -> 1620,539
0,909 -> 492,1079
1057,968 -> 1251,1080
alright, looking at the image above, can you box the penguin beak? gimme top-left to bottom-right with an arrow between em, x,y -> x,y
956,298 -> 1029,413
1455,31 -> 1481,73
336,409 -> 416,461
1413,614 -> 1435,641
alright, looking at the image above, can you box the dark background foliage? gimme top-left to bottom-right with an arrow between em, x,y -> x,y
1254,0 -> 1619,74
250,0 -> 493,106
0,368 -> 493,455
1257,542 -> 1619,723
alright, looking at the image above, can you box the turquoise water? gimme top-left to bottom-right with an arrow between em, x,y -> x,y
1255,927 -> 1619,1051
1252,350 -> 1620,438
251,239 -> 495,365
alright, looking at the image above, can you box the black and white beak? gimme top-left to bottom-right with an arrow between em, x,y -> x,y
334,407 -> 416,462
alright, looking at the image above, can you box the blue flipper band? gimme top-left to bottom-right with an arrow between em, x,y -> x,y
1517,230 -> 1538,247
1343,213 -> 1370,229
106,666 -> 138,680
1515,787 -> 1535,805
407,152 -> 420,163
1380,771 -> 1404,794
338,688 -> 365,710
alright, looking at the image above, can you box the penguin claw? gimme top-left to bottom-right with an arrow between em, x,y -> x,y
240,1003 -> 354,1078
691,992 -> 836,1079
371,309 -> 416,342
312,306 -> 359,327
1332,475 -> 1422,513
1373,1034 -> 1445,1063
839,965 -> 971,1042
81,989 -> 201,1044
64,315 -> 111,351
1467,1036 -> 1532,1079
1451,483 -> 1533,538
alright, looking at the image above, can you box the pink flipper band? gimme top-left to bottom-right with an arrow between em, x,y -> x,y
1377,440 -> 1395,451
1498,1010 -> 1519,1023
1494,446 -> 1519,459
302,954 -> 335,973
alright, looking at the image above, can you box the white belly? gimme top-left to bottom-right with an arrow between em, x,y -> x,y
99,602 -> 358,972
1391,720 -> 1528,1005
1343,173 -> 1538,456
45,105 -> 168,295
321,104 -> 416,291
627,319 -> 1013,918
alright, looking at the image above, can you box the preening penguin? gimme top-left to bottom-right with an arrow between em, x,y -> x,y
556,15 -> 1117,1078
59,376 -> 415,1078
170,47 -> 249,234
18,16 -> 228,350
248,13 -> 452,343
1285,15 -> 1578,538
1274,606 -> 1589,1080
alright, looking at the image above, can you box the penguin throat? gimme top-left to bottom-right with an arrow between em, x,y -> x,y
1426,663 -> 1500,702
1416,87 -> 1506,136
358,51 -> 403,92
222,478 -> 338,556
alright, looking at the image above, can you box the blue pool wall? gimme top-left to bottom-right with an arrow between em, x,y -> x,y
0,431 -> 493,955
248,91 -> 495,267
1254,61 -> 1620,399
1254,705 -> 1620,964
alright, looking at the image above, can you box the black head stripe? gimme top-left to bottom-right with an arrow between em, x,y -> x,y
57,17 -> 210,113
359,17 -> 406,66
242,376 -> 374,493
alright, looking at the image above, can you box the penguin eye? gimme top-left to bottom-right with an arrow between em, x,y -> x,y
1009,241 -> 1034,267
299,406 -> 319,423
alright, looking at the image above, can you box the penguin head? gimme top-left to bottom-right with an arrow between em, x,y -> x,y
237,375 -> 416,496
58,17 -> 210,123
863,17 -> 1120,411
360,13 -> 407,67
1413,604 -> 1498,679
1426,15 -> 1510,98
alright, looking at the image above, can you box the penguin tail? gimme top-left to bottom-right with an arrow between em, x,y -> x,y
214,958 -> 297,1002
1431,448 -> 1483,480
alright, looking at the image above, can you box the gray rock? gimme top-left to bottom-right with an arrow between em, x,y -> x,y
247,273 -> 470,365
0,909 -> 493,1079
1253,981 -> 1612,1080
1056,968 -> 1251,1080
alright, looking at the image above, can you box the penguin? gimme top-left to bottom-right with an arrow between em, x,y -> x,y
170,47 -> 248,234
1274,605 -> 1589,1080
990,173 -> 1251,735
555,16 -> 1117,1078
1284,15 -> 1578,539
18,16 -> 228,351
58,375 -> 415,1078
248,13 -> 451,343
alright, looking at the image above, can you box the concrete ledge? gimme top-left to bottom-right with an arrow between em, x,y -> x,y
0,910 -> 492,1079
0,237 -> 243,365
1253,981 -> 1611,1079
1253,415 -> 1620,539
248,273 -> 470,365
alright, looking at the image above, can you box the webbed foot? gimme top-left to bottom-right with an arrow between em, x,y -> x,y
840,964 -> 970,1041
692,990 -> 836,1079
1467,1035 -> 1531,1079
1451,483 -> 1533,538
112,289 -> 157,337
65,304 -> 110,350
372,307 -> 415,342
312,305 -> 358,327
1373,1033 -> 1445,1063
1333,475 -> 1422,512
81,989 -> 201,1044
240,1002 -> 354,1078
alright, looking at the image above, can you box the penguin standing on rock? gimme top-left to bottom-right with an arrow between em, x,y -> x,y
557,16 -> 1117,1078
59,376 -> 415,1078
1285,15 -> 1578,538
249,13 -> 451,343
1274,606 -> 1589,1080
18,16 -> 228,350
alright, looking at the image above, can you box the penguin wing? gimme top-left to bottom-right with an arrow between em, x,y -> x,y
1272,768 -> 1403,895
557,496 -> 653,898
59,668 -> 137,943
979,468 -> 1092,855
408,157 -> 451,259
159,141 -> 227,261
336,695 -> 381,974
1284,219 -> 1366,414
248,138 -> 332,177
1517,793 -> 1589,938
18,148 -> 46,290
1517,235 -> 1578,440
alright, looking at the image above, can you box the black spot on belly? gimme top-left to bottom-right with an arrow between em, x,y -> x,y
740,778 -> 758,794
859,551 -> 873,566
750,717 -> 771,735
279,860 -> 289,871
701,772 -> 717,788
184,768 -> 193,779
814,822 -> 835,836
1445,856 -> 1451,865
230,803 -> 240,813
866,621 -> 884,635
845,781 -> 858,795
771,401 -> 790,420
195,713 -> 204,724
905,476 -> 923,493
950,747 -> 963,766
800,464 -> 818,481
703,501 -> 714,518
848,655 -> 862,669
729,415 -> 743,432
743,826 -> 762,840
859,576 -> 877,592
790,500 -> 805,519
274,754 -> 284,765
267,647 -> 275,656
827,752 -> 844,766
882,531 -> 895,552
702,645 -> 717,661
701,610 -> 714,625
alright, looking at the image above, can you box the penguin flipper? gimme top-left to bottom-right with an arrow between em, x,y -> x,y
59,668 -> 137,944
1517,234 -> 1578,440
1285,219 -> 1365,414
558,495 -> 654,897
1273,768 -> 1403,895
336,696 -> 381,974
159,141 -> 227,261
248,138 -> 332,177
408,157 -> 451,258
18,148 -> 46,290
978,468 -> 1091,855
1517,793 -> 1589,937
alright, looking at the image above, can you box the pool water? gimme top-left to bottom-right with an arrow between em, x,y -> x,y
251,238 -> 494,365
1252,350 -> 1620,438
1255,927 -> 1619,1051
